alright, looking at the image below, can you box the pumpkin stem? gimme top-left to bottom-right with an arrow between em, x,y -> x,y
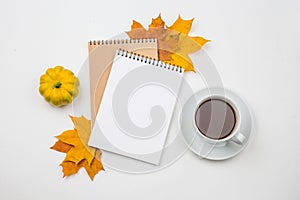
52,82 -> 62,89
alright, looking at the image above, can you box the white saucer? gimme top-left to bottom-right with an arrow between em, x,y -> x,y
181,88 -> 253,160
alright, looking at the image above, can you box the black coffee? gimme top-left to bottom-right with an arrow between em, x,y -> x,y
195,99 -> 236,140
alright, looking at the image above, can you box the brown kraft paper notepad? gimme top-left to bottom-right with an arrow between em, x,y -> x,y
88,38 -> 158,126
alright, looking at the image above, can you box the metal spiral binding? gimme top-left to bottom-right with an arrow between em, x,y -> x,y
117,49 -> 183,74
89,38 -> 157,45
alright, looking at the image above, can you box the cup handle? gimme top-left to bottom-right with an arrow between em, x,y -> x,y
230,132 -> 246,145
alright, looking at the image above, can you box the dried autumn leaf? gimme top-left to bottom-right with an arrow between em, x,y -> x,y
51,115 -> 104,180
130,20 -> 147,37
55,116 -> 96,165
50,140 -> 72,153
56,129 -> 95,165
127,14 -> 171,60
127,14 -> 210,71
61,161 -> 81,177
69,115 -> 91,145
78,150 -> 104,180
60,150 -> 104,180
166,15 -> 194,35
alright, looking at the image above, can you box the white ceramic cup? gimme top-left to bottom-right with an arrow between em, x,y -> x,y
192,89 -> 247,147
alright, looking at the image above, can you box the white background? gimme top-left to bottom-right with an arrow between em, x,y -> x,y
0,0 -> 299,199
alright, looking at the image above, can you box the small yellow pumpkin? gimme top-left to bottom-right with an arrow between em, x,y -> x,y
39,66 -> 80,107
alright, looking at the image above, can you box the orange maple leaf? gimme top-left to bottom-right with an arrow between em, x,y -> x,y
51,115 -> 104,180
60,150 -> 104,180
50,140 -> 72,153
55,116 -> 96,165
127,14 -> 210,71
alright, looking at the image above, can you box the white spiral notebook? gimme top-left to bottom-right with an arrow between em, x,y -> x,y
88,49 -> 184,165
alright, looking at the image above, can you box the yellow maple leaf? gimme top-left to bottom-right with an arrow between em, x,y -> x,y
51,115 -> 104,180
69,115 -> 91,145
60,161 -> 80,177
167,15 -> 194,35
60,150 -> 104,180
127,14 -> 210,71
55,116 -> 96,165
78,150 -> 104,180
